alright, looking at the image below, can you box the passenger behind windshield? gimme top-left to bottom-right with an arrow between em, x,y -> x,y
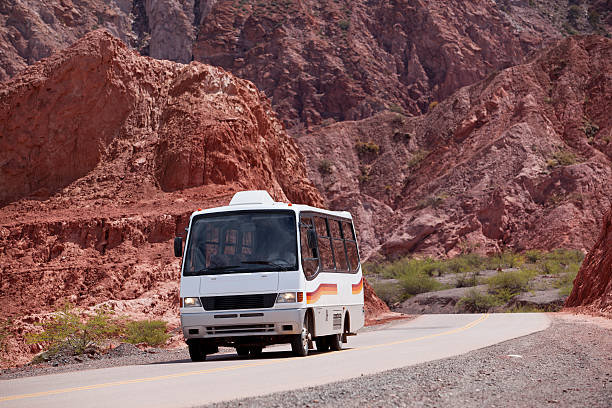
183,211 -> 298,275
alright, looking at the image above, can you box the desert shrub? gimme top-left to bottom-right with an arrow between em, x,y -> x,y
508,305 -> 549,313
457,289 -> 499,313
338,20 -> 350,30
582,117 -> 599,139
485,252 -> 525,269
26,303 -> 120,356
407,149 -> 429,168
548,149 -> 579,167
399,272 -> 444,296
455,273 -> 479,288
428,101 -> 438,111
370,281 -> 405,305
567,5 -> 581,26
318,159 -> 333,175
388,104 -> 405,114
487,270 -> 532,294
355,141 -> 380,155
524,250 -> 544,263
124,320 -> 170,347
588,10 -> 601,28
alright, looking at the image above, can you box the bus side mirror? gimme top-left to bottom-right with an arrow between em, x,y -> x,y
174,237 -> 183,257
307,229 -> 317,249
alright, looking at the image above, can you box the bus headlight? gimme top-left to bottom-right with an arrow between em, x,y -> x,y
182,297 -> 202,308
276,292 -> 297,303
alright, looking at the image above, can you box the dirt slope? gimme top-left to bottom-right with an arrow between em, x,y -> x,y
566,204 -> 612,316
300,35 -> 612,258
0,30 -> 322,367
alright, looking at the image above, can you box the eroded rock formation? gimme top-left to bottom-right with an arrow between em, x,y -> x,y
566,204 -> 612,316
300,35 -> 612,258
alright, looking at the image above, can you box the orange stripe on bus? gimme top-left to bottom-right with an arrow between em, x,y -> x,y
306,283 -> 338,304
352,277 -> 363,294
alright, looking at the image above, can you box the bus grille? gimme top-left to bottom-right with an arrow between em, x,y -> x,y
201,294 -> 276,311
205,324 -> 275,335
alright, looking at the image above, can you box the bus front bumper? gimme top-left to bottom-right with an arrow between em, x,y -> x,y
181,308 -> 305,339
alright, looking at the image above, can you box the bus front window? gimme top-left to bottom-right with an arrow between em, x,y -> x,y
183,211 -> 297,275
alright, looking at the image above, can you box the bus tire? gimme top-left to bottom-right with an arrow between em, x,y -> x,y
315,337 -> 330,352
328,333 -> 342,351
236,346 -> 250,357
291,313 -> 311,357
188,340 -> 207,362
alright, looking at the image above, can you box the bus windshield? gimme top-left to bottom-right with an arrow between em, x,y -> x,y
183,210 -> 298,276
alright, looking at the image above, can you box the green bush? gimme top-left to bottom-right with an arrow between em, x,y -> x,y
388,104 -> 405,114
26,303 -> 119,356
355,141 -> 380,155
487,270 -> 532,294
455,273 -> 479,288
524,250 -> 544,263
124,320 -> 170,347
458,289 -> 500,313
370,281 -> 405,305
338,20 -> 350,30
399,272 -> 443,296
318,159 -> 333,175
407,149 -> 429,168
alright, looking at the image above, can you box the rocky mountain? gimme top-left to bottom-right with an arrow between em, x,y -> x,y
2,1 -> 611,129
300,35 -> 612,258
566,203 -> 612,316
0,30 -> 322,367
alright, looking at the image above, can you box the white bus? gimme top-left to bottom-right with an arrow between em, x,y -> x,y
174,190 -> 364,361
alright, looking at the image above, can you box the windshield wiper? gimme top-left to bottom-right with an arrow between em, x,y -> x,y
191,265 -> 241,275
241,261 -> 291,271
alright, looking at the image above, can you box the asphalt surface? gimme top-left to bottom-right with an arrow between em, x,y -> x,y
0,313 -> 550,408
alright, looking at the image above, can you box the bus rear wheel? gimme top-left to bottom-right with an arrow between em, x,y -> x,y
292,313 -> 311,357
328,333 -> 342,351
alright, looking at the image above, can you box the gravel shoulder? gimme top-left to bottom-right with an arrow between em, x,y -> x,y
206,313 -> 612,408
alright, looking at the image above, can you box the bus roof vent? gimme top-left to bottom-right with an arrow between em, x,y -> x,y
229,190 -> 275,206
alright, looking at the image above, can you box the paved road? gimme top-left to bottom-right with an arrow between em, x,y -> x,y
0,313 -> 550,408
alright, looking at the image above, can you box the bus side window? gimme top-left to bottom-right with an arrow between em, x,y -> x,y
342,221 -> 360,272
331,220 -> 348,272
300,217 -> 319,279
315,216 -> 335,271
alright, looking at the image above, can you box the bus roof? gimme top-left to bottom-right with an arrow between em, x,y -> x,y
190,190 -> 353,220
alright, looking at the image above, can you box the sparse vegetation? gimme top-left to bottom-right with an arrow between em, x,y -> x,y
428,101 -> 438,111
458,289 -> 500,313
547,149 -> 579,168
388,104 -> 405,114
365,249 -> 584,312
124,320 -> 170,347
358,165 -> 371,183
318,159 -> 333,175
567,5 -> 582,27
26,303 -> 120,358
355,141 -> 380,156
416,194 -> 446,210
582,117 -> 599,139
407,149 -> 429,168
338,20 -> 350,30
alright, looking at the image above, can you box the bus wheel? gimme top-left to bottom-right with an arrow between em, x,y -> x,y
328,333 -> 342,351
236,346 -> 250,357
188,340 -> 207,362
291,313 -> 311,357
315,337 -> 330,352
249,346 -> 263,358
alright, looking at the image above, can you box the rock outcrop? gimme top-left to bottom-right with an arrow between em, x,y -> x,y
566,204 -> 612,316
2,1 -> 610,130
0,30 -> 322,367
300,35 -> 612,258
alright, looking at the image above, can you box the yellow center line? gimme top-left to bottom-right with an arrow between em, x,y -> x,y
0,313 -> 489,403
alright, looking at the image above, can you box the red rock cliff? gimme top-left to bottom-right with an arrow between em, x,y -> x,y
565,204 -> 612,316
